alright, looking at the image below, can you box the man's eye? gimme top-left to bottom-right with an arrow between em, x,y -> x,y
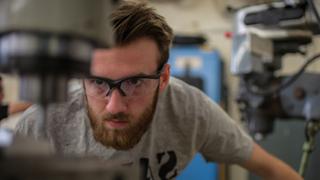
127,78 -> 143,86
90,79 -> 105,86
94,79 -> 103,84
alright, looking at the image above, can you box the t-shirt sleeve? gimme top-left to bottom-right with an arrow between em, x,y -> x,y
198,95 -> 254,164
15,105 -> 43,138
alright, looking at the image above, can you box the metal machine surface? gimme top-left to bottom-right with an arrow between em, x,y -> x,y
231,0 -> 320,178
0,0 -> 115,105
0,130 -> 139,180
0,1 -> 142,179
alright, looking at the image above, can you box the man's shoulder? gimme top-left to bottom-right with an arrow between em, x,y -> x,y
30,84 -> 84,118
164,77 -> 209,103
159,76 -> 224,121
15,83 -> 85,135
168,77 -> 201,93
156,76 -> 216,120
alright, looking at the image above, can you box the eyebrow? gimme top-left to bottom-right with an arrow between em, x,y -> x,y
87,64 -> 165,82
87,72 -> 160,82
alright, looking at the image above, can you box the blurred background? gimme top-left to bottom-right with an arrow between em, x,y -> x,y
1,0 -> 320,180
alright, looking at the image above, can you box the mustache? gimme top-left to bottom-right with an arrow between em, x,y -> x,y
102,112 -> 129,121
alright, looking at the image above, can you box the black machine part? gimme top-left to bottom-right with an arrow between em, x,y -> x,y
237,72 -> 320,139
280,73 -> 320,121
0,0 -> 117,105
244,4 -> 306,26
243,1 -> 320,34
0,32 -> 92,104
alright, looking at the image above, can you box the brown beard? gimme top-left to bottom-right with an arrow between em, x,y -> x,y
89,88 -> 159,150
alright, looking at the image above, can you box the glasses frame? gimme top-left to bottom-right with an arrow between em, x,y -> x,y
85,63 -> 166,97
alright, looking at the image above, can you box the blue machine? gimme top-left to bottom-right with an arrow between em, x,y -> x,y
168,46 -> 223,180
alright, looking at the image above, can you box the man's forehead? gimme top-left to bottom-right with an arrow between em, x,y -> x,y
92,47 -> 156,68
91,38 -> 160,78
94,38 -> 159,59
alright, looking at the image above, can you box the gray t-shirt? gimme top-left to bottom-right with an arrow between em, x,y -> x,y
15,77 -> 253,179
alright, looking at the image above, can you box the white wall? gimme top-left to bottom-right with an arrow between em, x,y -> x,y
0,74 -> 21,129
1,74 -> 20,103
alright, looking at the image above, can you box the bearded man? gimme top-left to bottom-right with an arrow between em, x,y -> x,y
16,1 -> 302,180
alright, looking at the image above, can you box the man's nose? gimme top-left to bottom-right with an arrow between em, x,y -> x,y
105,89 -> 128,114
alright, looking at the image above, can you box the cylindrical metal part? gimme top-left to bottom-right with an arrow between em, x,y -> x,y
19,75 -> 68,105
0,0 -> 118,104
0,0 -> 115,47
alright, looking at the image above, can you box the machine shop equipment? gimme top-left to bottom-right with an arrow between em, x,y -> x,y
0,1 -> 140,179
231,0 -> 320,177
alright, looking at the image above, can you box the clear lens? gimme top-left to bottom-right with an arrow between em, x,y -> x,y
85,79 -> 110,99
120,78 -> 147,96
85,77 -> 158,100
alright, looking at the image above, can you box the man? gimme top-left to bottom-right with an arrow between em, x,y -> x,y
16,1 -> 302,180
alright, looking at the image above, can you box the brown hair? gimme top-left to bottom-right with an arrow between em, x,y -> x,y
111,1 -> 173,68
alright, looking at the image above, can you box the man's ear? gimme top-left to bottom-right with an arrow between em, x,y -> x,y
159,63 -> 170,93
